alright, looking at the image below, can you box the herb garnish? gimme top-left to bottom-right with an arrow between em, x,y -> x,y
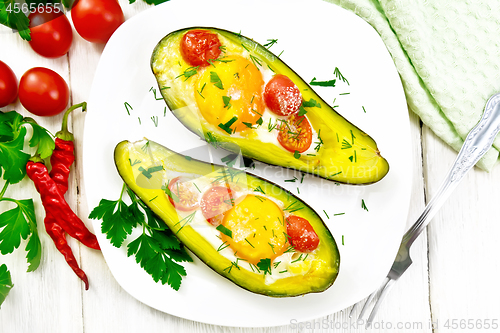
314,129 -> 323,152
249,54 -> 262,70
222,96 -> 232,109
263,39 -> 278,49
284,201 -> 304,213
254,186 -> 265,194
245,238 -> 255,248
334,67 -> 350,85
218,116 -> 238,134
205,132 -> 220,148
124,102 -> 133,115
149,87 -> 164,100
298,106 -> 307,117
361,199 -> 369,211
216,224 -> 233,238
257,258 -> 272,275
89,184 -> 192,290
341,139 -> 352,149
176,66 -> 199,81
217,241 -> 230,252
210,72 -> 224,89
138,165 -> 163,179
302,98 -> 321,108
310,77 -> 336,87
328,171 -> 342,179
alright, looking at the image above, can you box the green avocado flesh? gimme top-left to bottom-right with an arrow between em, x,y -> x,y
114,139 -> 340,297
151,27 -> 389,184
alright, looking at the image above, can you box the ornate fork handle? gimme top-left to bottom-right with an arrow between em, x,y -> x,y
403,92 -> 500,249
355,93 -> 500,328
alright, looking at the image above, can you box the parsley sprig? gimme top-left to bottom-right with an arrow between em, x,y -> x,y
89,183 -> 192,290
0,110 -> 57,306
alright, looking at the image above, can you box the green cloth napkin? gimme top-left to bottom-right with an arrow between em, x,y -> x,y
324,0 -> 500,171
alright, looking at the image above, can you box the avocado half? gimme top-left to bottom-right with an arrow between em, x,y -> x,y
114,139 -> 340,297
151,27 -> 389,185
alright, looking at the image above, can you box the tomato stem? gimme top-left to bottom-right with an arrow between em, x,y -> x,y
56,102 -> 87,142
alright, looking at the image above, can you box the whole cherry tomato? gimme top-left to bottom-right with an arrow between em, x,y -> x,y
264,74 -> 302,116
286,215 -> 319,252
181,30 -> 222,67
277,114 -> 313,153
28,6 -> 73,58
19,67 -> 69,117
167,176 -> 200,211
71,0 -> 125,44
0,61 -> 18,107
200,186 -> 234,226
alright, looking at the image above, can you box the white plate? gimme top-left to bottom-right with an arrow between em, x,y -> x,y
83,0 -> 411,327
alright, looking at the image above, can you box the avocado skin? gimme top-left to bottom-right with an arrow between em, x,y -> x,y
114,139 -> 340,297
151,27 -> 389,185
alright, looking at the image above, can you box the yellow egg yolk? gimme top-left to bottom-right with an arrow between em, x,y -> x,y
221,195 -> 287,264
195,55 -> 265,133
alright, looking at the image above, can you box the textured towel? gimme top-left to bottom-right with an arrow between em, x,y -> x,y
324,0 -> 500,171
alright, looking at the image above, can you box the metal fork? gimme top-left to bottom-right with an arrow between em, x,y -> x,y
350,92 -> 500,327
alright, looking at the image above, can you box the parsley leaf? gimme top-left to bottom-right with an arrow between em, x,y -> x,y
90,184 -> 192,291
0,0 -> 31,41
89,198 -> 137,247
302,98 -> 321,108
256,258 -> 272,275
0,264 -> 13,309
17,199 -> 41,272
210,72 -> 224,89
0,201 -> 31,255
127,229 -> 191,291
0,111 -> 23,141
27,122 -> 55,159
0,126 -> 30,184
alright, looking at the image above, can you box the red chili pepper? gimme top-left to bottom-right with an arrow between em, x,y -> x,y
49,102 -> 84,194
26,159 -> 100,289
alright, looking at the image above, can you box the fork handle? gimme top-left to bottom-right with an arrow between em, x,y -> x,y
403,93 -> 500,248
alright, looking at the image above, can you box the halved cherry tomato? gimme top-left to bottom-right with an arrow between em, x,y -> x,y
0,61 -> 18,107
28,7 -> 73,58
264,74 -> 302,116
18,67 -> 69,116
180,30 -> 222,67
71,0 -> 125,44
286,215 -> 319,252
200,186 -> 234,226
167,176 -> 200,211
277,114 -> 313,153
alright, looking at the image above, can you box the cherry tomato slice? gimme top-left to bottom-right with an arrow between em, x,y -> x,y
277,114 -> 313,153
71,0 -> 125,44
18,67 -> 69,117
200,186 -> 234,226
28,7 -> 73,58
167,176 -> 200,211
180,30 -> 222,67
264,74 -> 302,116
286,215 -> 319,252
0,61 -> 18,107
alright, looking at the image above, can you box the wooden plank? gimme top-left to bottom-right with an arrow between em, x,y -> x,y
423,124 -> 500,332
